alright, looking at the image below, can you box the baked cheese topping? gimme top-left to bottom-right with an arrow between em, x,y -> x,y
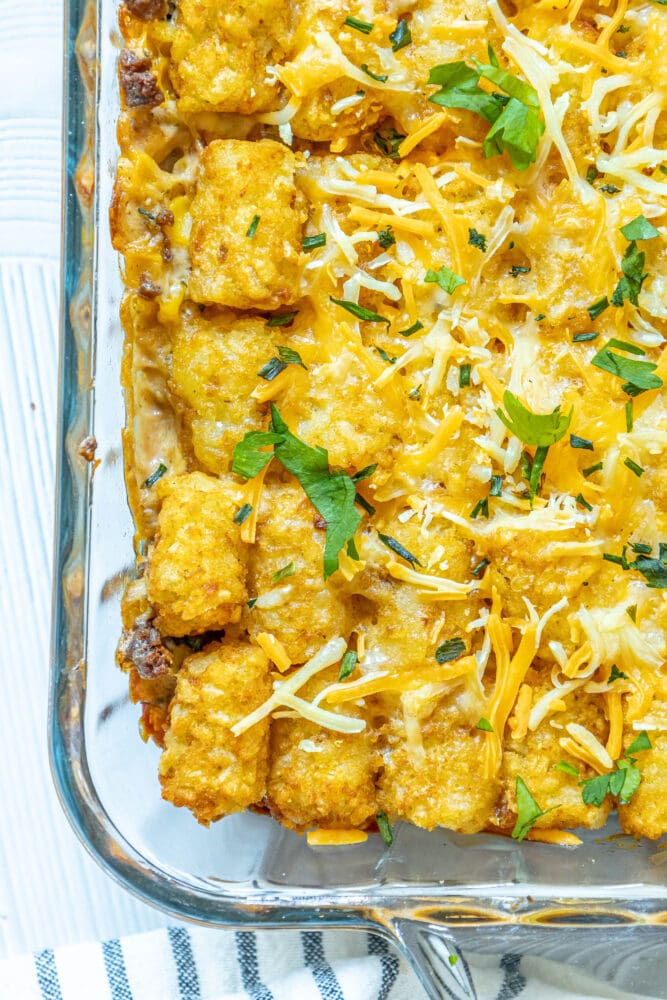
115,0 -> 667,843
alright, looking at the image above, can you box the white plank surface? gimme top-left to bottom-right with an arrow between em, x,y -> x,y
0,0 -> 166,958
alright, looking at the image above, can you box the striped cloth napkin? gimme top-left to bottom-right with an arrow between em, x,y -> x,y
0,925 -> 654,1000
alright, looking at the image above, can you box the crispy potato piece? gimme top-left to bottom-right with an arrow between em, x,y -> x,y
267,666 -> 378,830
499,686 -> 611,833
245,481 -> 352,663
147,471 -> 247,635
378,696 -> 499,833
170,308 -> 274,474
160,641 -> 271,823
619,726 -> 667,840
170,0 -> 289,114
188,140 -> 304,309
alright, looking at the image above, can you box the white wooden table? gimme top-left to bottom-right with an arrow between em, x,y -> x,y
0,0 -> 165,958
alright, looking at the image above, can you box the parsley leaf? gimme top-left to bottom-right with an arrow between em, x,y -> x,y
609,664 -> 628,682
233,503 -> 253,525
435,637 -> 466,663
590,341 -> 662,394
269,406 -> 361,579
611,241 -> 648,307
266,311 -> 298,328
554,761 -> 579,777
425,266 -> 466,294
587,296 -> 609,320
377,531 -> 421,567
378,226 -> 396,248
344,15 -> 374,34
427,56 -> 544,170
400,320 -> 424,337
257,357 -> 287,381
339,650 -> 358,680
580,773 -> 612,807
468,228 -> 487,252
232,411 -> 361,579
277,345 -> 307,369
144,463 -> 167,488
232,431 -> 282,479
246,214 -> 260,238
389,18 -> 412,51
374,127 -> 406,159
512,776 -> 556,841
476,717 -> 493,732
272,561 -> 295,584
361,64 -> 388,83
330,296 -> 390,324
496,390 -> 572,501
570,434 -> 594,451
496,390 -> 572,447
376,811 -> 394,846
627,731 -> 652,755
620,215 -> 660,241
302,233 -> 326,251
580,732 -> 651,806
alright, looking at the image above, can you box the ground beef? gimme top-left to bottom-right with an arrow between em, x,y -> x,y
138,273 -> 162,299
119,50 -> 163,109
125,0 -> 168,20
118,621 -> 173,679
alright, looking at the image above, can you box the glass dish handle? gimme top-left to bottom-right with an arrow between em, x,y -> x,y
390,917 -> 477,1000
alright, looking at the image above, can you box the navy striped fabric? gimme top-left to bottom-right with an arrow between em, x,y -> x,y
34,949 -> 62,1000
235,931 -> 273,1000
168,925 -> 201,999
301,930 -> 346,1000
102,938 -> 133,1000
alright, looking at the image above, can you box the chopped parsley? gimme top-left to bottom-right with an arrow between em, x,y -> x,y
272,561 -> 295,584
435,637 -> 466,663
572,332 -> 598,343
232,406 -> 361,579
512,776 -> 557,841
247,597 -> 257,609
143,463 -> 167,488
471,557 -> 490,577
611,241 -> 648,307
575,493 -> 593,511
378,226 -> 396,248
233,503 -> 253,525
355,492 -> 375,516
587,296 -> 609,320
624,457 -> 644,477
266,311 -> 298,327
459,363 -> 471,387
344,15 -> 374,33
302,233 -> 326,251
534,313 -> 546,322
374,127 -> 405,159
259,346 -> 306,379
425,265 -> 465,295
590,340 -> 662,395
600,184 -> 620,194
620,215 -> 660,241
631,541 -> 652,554
329,297 -> 390,324
376,811 -> 394,846
137,206 -> 156,222
583,461 -> 603,477
400,320 -> 424,337
602,543 -> 667,589
510,264 -> 531,276
470,496 -> 489,519
339,650 -> 358,680
353,464 -> 377,483
496,390 -> 572,500
570,434 -> 594,451
375,346 -> 397,364
610,664 -> 628,682
490,474 -> 503,496
361,64 -> 388,83
448,956 -> 458,967
377,531 -> 421,567
580,732 -> 651,806
408,385 -> 422,400
427,48 -> 545,170
468,227 -> 487,252
389,18 -> 412,51
554,761 -> 579,777
476,717 -> 493,732
246,214 -> 260,239
625,399 -> 634,431
586,165 -> 599,184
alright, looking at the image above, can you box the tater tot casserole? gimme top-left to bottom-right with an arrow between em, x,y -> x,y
114,0 -> 667,847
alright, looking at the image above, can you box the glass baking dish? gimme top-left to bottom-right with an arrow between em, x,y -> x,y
50,1 -> 667,996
